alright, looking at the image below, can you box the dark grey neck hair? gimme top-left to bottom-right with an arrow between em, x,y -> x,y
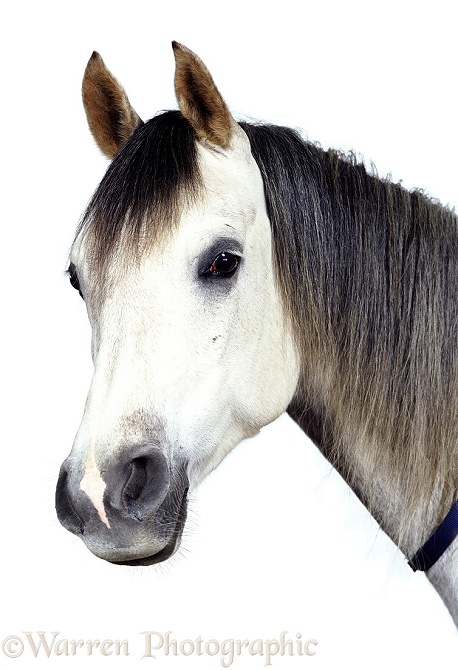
78,110 -> 458,550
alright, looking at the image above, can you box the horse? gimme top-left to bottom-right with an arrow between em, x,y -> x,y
55,42 -> 458,625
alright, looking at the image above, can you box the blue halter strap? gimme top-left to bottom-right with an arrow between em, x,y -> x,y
408,500 -> 458,572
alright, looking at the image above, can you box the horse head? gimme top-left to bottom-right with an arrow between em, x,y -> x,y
55,44 -> 299,564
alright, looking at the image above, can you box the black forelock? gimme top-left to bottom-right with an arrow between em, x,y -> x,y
77,110 -> 202,268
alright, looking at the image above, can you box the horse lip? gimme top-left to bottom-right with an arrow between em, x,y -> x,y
112,540 -> 177,566
111,488 -> 188,566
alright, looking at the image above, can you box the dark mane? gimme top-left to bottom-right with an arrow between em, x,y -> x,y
77,110 -> 202,269
240,121 -> 458,547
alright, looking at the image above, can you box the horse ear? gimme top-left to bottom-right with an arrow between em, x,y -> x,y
82,52 -> 143,159
172,42 -> 236,150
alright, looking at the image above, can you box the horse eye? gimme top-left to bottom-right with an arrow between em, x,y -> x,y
68,264 -> 84,299
206,252 -> 240,278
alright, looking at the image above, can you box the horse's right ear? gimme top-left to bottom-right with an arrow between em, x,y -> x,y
82,52 -> 143,159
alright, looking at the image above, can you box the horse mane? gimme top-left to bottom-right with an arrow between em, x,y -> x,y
78,110 -> 458,550
240,121 -> 458,550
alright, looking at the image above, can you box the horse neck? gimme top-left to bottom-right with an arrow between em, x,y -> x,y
288,373 -> 458,627
243,121 -> 457,622
271,144 -> 458,558
427,540 -> 458,625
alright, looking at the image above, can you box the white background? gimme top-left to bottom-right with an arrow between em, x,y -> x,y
1,0 -> 457,666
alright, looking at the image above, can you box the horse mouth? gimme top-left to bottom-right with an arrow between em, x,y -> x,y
112,488 -> 188,567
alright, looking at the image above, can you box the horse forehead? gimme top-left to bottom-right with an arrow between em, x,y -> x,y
197,140 -> 265,204
71,140 -> 268,304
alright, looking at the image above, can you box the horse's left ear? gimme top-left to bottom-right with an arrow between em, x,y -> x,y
172,42 -> 242,151
82,52 -> 143,159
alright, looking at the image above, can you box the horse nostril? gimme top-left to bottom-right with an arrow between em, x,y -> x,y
124,457 -> 148,503
121,451 -> 170,521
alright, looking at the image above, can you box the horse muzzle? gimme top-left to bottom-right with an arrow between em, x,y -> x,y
55,445 -> 188,565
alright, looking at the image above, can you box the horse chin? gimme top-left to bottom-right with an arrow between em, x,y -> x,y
111,536 -> 180,566
96,489 -> 188,567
